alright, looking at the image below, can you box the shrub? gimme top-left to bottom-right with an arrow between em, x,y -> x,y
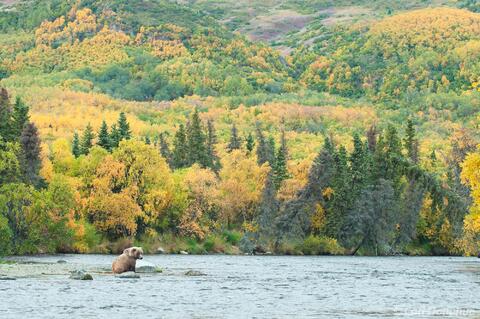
203,235 -> 226,253
276,241 -> 302,255
187,238 -> 206,254
222,230 -> 242,245
299,235 -> 345,255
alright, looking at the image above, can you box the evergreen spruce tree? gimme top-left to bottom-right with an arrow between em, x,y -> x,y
326,145 -> 350,240
256,172 -> 280,245
186,109 -> 208,167
366,125 -> 377,152
255,124 -> 267,165
12,97 -> 29,138
383,125 -> 403,191
395,178 -> 425,249
350,133 -> 370,198
227,123 -> 241,152
404,118 -> 419,163
97,120 -> 111,151
273,146 -> 288,190
255,124 -> 275,166
386,126 -> 402,155
117,112 -> 131,141
267,136 -> 276,167
19,122 -> 42,187
72,132 -> 81,158
276,140 -> 336,240
345,179 -> 399,255
173,124 -> 188,168
159,132 -> 173,168
0,87 -> 12,141
245,132 -> 255,155
279,129 -> 288,160
110,124 -> 121,149
429,150 -> 437,167
206,120 -> 220,171
272,131 -> 289,190
80,123 -> 95,155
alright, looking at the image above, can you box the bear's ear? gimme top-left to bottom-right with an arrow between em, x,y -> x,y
123,248 -> 130,256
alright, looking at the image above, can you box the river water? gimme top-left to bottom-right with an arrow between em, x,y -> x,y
1,255 -> 479,318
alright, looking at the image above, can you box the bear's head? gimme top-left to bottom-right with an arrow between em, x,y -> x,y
124,247 -> 144,260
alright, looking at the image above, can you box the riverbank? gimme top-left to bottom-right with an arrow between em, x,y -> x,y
0,231 -> 463,258
69,232 -> 462,257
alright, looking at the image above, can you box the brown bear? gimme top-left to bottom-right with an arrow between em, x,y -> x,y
112,247 -> 144,274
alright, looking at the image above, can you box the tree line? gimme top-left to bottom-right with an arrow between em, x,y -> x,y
0,86 -> 477,255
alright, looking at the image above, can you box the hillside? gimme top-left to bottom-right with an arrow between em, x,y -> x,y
0,0 -> 480,256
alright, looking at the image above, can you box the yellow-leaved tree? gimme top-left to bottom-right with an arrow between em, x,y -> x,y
178,165 -> 218,240
112,140 -> 174,229
461,148 -> 480,255
82,141 -> 174,239
216,150 -> 269,227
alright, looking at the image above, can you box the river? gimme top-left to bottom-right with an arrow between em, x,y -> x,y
1,255 -> 479,318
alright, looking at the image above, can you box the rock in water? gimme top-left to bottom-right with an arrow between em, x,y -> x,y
156,247 -> 166,254
135,260 -> 158,273
70,270 -> 93,280
0,276 -> 16,281
57,260 -> 67,264
179,250 -> 189,255
184,270 -> 206,276
82,274 -> 93,280
117,271 -> 140,279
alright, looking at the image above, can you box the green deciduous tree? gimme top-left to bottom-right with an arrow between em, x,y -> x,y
0,141 -> 20,185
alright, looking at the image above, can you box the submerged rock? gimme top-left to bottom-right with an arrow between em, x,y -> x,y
184,270 -> 206,276
135,260 -> 160,273
117,271 -> 140,279
57,260 -> 67,264
70,270 -> 93,280
0,276 -> 16,280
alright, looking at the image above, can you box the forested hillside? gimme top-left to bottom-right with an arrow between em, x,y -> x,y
1,0 -> 480,256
